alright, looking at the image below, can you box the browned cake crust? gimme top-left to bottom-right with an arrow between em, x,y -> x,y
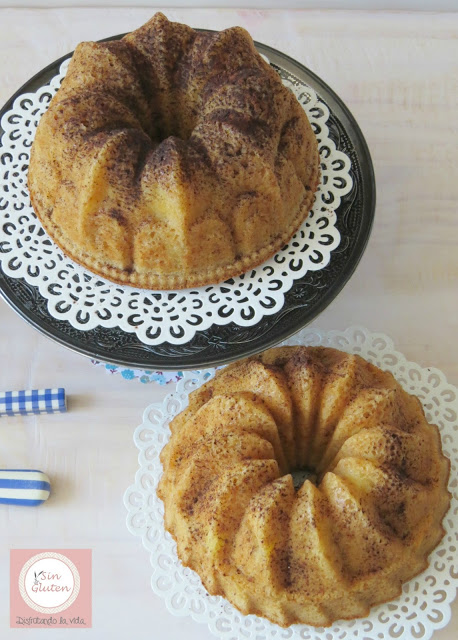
158,346 -> 451,627
28,13 -> 320,289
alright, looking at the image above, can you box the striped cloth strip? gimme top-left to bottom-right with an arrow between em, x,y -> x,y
0,388 -> 66,416
0,470 -> 51,506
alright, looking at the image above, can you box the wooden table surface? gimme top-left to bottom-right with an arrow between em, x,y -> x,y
0,7 -> 457,640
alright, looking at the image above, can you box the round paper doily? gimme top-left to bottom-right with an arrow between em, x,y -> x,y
0,56 -> 349,347
124,326 -> 458,640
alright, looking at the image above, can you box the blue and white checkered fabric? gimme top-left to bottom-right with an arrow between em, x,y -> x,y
0,388 -> 66,416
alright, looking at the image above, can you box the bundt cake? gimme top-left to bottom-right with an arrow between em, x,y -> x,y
27,13 -> 320,289
158,346 -> 451,627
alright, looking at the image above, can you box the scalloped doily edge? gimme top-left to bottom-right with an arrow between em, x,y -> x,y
124,325 -> 458,640
0,58 -> 353,347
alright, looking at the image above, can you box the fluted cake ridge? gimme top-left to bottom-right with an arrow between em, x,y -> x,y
158,346 -> 450,627
28,13 -> 320,289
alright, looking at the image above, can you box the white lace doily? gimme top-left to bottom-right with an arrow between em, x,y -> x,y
124,326 -> 458,640
0,57 -> 352,346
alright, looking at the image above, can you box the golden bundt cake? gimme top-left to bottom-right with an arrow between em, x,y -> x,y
27,13 -> 320,289
158,346 -> 451,628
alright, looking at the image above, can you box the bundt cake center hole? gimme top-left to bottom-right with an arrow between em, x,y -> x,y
291,467 -> 317,491
154,127 -> 192,144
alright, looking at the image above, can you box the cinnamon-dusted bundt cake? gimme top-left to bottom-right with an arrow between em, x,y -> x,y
158,346 -> 451,627
28,13 -> 320,289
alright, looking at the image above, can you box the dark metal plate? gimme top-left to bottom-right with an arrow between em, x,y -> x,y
0,35 -> 375,370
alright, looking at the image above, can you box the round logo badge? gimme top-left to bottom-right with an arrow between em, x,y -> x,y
18,552 -> 80,614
